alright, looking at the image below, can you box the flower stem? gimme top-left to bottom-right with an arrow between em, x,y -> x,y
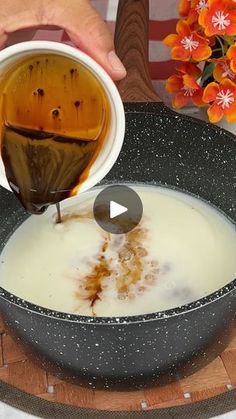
216,36 -> 226,56
212,48 -> 224,53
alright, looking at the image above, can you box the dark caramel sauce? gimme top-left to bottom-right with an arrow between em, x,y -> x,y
0,54 -> 110,214
1,124 -> 99,213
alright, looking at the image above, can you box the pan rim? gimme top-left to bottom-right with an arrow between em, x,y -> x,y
0,278 -> 236,325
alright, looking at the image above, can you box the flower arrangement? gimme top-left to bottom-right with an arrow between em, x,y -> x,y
164,0 -> 236,123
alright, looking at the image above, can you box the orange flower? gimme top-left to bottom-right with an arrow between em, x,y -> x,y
179,0 -> 192,17
211,45 -> 236,83
164,20 -> 212,61
213,58 -> 236,81
203,78 -> 236,122
186,0 -> 209,26
199,0 -> 236,36
186,9 -> 200,27
178,62 -> 203,78
166,63 -> 204,108
227,44 -> 236,73
193,0 -> 209,13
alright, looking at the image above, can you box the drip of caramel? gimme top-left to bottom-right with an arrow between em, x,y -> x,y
0,54 -> 110,214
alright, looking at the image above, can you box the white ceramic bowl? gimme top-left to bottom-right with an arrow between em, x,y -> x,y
0,41 -> 125,193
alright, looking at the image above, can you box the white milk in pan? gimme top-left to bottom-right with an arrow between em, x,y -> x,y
0,185 -> 236,317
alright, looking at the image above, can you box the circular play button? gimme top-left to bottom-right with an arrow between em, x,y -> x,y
93,185 -> 143,234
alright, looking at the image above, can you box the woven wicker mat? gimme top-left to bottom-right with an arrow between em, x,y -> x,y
0,313 -> 235,418
0,381 -> 235,419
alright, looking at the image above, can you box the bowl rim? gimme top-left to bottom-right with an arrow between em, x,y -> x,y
0,40 -> 125,194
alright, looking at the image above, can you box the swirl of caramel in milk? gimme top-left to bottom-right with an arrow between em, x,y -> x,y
60,210 -> 159,313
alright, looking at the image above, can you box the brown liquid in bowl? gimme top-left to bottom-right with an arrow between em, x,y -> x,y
0,54 -> 110,214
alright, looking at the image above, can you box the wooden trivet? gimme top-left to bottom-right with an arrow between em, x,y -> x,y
0,315 -> 235,412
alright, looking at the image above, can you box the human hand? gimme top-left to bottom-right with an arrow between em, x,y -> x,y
0,0 -> 126,81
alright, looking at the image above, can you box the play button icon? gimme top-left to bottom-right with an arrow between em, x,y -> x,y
110,201 -> 128,219
93,185 -> 143,234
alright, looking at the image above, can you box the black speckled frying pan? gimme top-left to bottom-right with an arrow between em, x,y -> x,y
0,0 -> 235,391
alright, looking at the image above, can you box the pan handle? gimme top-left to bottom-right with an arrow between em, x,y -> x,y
115,0 -> 161,102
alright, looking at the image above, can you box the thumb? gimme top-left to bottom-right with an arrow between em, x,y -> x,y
50,0 -> 126,81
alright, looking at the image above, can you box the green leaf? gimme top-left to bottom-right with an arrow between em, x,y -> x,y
200,62 -> 215,86
224,35 -> 235,46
